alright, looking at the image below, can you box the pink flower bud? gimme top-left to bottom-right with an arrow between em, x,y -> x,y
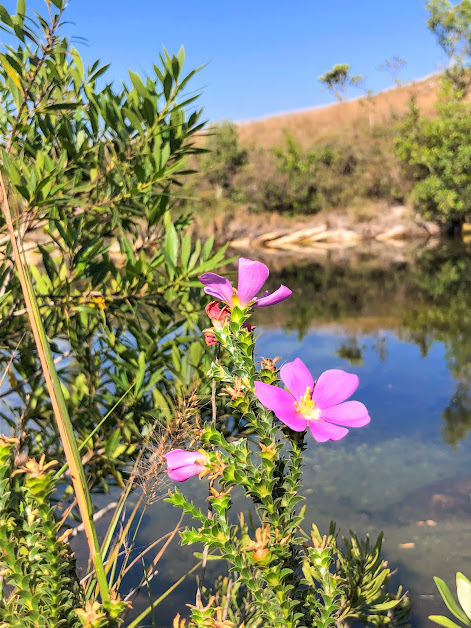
203,329 -> 217,345
205,300 -> 230,328
164,449 -> 208,482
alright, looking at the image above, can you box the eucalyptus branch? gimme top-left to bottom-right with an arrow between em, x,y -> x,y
6,5 -> 66,152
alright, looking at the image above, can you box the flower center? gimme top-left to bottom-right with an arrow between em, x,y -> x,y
294,387 -> 320,420
231,293 -> 241,308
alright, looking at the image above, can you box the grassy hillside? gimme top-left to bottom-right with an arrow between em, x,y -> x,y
237,75 -> 442,148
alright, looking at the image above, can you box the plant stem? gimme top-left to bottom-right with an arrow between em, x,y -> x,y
0,172 -> 111,604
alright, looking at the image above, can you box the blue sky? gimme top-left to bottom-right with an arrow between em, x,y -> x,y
5,0 -> 447,122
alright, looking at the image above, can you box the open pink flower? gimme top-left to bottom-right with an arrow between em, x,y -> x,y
254,358 -> 370,442
164,449 -> 208,482
199,257 -> 292,309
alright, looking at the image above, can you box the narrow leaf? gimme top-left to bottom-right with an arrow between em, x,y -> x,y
435,577 -> 470,625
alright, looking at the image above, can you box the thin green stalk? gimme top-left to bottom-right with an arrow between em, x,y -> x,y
0,173 -> 111,604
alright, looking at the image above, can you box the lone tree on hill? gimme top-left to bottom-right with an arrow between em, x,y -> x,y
318,64 -> 364,101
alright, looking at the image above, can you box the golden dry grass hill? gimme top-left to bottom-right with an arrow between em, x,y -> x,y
237,75 -> 443,149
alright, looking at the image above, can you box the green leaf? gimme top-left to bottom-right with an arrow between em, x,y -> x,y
457,574 -> 471,621
0,4 -> 13,26
160,142 -> 171,168
193,552 -> 222,560
371,599 -> 400,611
16,0 -> 25,14
42,102 -> 80,112
122,107 -> 143,135
164,212 -> 178,267
429,616 -> 463,628
163,73 -> 172,100
180,232 -> 191,268
0,53 -> 22,91
105,429 -> 121,458
128,70 -> 148,99
50,0 -> 64,7
177,45 -> 185,69
202,235 -> 214,261
435,577 -> 471,625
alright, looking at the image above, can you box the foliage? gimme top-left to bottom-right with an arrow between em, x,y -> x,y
319,64 -> 364,102
0,0 -> 226,494
0,436 -> 84,627
167,289 -> 409,627
395,95 -> 471,234
430,572 -> 471,627
377,57 -> 408,87
242,130 -> 406,215
396,1 -> 471,235
201,120 -> 248,192
427,0 -> 471,89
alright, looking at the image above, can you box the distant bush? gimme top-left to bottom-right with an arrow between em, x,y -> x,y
201,120 -> 248,193
237,130 -> 407,215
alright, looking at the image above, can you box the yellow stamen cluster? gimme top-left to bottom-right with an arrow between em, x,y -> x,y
231,292 -> 241,308
294,387 -> 320,420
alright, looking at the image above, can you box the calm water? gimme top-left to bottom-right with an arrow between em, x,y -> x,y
112,242 -> 471,626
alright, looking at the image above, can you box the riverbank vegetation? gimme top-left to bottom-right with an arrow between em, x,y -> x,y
188,0 -> 471,240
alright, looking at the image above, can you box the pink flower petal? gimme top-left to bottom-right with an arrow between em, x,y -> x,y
237,258 -> 269,307
277,409 -> 308,432
309,420 -> 349,442
280,358 -> 314,401
168,464 -> 203,482
254,381 -> 295,413
164,449 -> 203,468
313,369 -> 359,409
199,272 -> 234,304
205,300 -> 222,320
253,285 -> 292,308
319,401 -> 370,427
254,381 -> 307,431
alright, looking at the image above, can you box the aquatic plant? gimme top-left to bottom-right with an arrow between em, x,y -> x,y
166,257 -> 408,627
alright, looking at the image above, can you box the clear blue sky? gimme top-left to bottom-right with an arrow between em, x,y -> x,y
5,0 -> 447,122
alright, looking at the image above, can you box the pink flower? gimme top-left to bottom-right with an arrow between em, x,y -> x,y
199,258 -> 292,309
254,358 -> 370,442
203,300 -> 256,345
164,449 -> 209,482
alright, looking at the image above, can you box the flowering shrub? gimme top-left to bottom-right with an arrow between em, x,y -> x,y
167,258 -> 408,628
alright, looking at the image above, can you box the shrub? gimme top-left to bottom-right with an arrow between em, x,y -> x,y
396,93 -> 471,235
201,120 -> 248,193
